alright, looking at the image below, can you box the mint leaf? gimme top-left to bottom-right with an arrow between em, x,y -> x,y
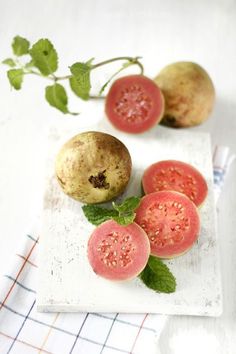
85,57 -> 95,66
82,196 -> 141,226
45,83 -> 69,114
112,197 -> 141,214
69,62 -> 91,100
113,213 -> 135,226
29,39 -> 58,75
12,36 -> 30,56
2,58 -> 16,67
82,205 -> 117,226
140,256 -> 176,293
7,69 -> 24,90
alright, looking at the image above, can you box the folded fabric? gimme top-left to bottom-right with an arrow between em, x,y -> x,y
0,146 -> 234,354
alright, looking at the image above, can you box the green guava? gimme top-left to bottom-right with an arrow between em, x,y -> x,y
154,62 -> 215,127
55,131 -> 132,203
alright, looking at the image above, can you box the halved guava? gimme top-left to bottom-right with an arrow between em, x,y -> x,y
87,220 -> 150,281
142,160 -> 208,207
135,191 -> 200,258
105,75 -> 164,134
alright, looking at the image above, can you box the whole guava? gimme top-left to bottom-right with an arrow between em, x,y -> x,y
55,131 -> 132,203
154,62 -> 215,127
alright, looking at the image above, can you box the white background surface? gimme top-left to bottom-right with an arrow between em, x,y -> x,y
0,0 -> 235,353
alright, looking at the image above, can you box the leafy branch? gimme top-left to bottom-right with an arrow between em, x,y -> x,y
1,35 -> 144,115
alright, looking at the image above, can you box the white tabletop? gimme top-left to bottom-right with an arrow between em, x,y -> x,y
0,1 -> 235,353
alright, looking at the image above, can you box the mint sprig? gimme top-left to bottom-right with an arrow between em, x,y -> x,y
82,196 -> 141,226
1,35 -> 144,115
140,256 -> 176,293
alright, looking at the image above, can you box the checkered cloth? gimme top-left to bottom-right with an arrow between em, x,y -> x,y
0,146 -> 234,354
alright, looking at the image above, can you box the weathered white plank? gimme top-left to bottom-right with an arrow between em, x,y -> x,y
38,123 -> 222,316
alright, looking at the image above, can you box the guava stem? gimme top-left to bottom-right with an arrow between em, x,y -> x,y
91,56 -> 144,74
89,94 -> 105,99
25,70 -> 55,80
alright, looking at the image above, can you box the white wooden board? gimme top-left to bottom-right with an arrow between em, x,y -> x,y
37,122 -> 222,316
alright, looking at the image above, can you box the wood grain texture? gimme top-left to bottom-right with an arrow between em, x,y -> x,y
38,123 -> 222,316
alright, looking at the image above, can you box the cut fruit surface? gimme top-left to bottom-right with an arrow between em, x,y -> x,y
87,220 -> 150,281
135,191 -> 200,258
105,75 -> 164,133
142,160 -> 208,206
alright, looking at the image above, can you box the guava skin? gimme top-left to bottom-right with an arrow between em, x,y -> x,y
135,191 -> 200,258
87,220 -> 150,281
154,62 -> 215,128
55,131 -> 132,204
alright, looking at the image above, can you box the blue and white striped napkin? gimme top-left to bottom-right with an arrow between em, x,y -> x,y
0,146 -> 234,354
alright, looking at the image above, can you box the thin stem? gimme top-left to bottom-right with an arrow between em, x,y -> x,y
25,70 -> 55,81
89,94 -> 105,99
55,74 -> 71,81
91,56 -> 144,74
22,56 -> 144,82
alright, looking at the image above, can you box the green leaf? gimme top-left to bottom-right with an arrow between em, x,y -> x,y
82,196 -> 141,226
140,256 -> 176,293
7,69 -> 24,90
113,212 -> 135,226
69,62 -> 91,100
12,36 -> 30,56
82,205 -> 117,226
45,83 -> 69,114
29,39 -> 58,75
85,57 -> 95,66
2,58 -> 16,67
112,197 -> 141,214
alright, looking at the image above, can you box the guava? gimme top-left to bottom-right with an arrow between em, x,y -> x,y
105,75 -> 165,133
135,191 -> 200,258
142,160 -> 208,207
154,62 -> 215,127
55,131 -> 132,204
87,220 -> 150,281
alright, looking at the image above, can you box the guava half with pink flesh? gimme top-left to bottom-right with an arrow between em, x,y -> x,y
87,220 -> 150,281
135,191 -> 200,258
142,160 -> 208,207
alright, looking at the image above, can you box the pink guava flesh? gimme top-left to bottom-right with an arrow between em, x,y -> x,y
142,160 -> 208,207
87,220 -> 150,281
135,191 -> 200,258
105,75 -> 164,134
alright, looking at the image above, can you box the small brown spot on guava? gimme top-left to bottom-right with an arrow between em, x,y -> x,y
73,140 -> 84,147
88,170 -> 110,189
